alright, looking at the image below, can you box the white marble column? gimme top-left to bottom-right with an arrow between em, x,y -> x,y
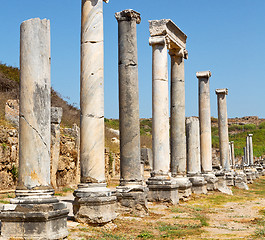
186,117 -> 207,194
248,134 -> 254,165
0,18 -> 68,239
73,0 -> 116,225
246,136 -> 250,166
197,71 -> 217,190
216,88 -> 230,171
18,18 -> 53,198
150,36 -> 170,176
146,35 -> 178,204
231,141 -> 235,168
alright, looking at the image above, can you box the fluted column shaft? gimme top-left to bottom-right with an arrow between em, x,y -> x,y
197,71 -> 212,173
170,53 -> 186,176
18,18 -> 51,191
216,89 -> 230,171
151,37 -> 170,176
115,10 -> 142,185
80,0 -> 105,183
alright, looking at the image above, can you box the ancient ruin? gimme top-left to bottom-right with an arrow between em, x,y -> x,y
115,9 -> 148,214
0,18 -> 69,239
73,0 -> 116,224
196,71 -> 218,190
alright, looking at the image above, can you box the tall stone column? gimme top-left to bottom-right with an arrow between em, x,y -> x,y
186,117 -> 207,194
197,71 -> 217,190
73,0 -> 116,225
248,134 -> 254,166
246,136 -> 250,166
0,18 -> 68,239
169,50 -> 191,200
146,34 -> 178,204
51,107 -> 63,189
216,88 -> 230,171
231,141 -> 235,168
115,9 -> 147,214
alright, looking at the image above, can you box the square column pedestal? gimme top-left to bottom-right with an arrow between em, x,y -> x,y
188,174 -> 207,195
202,173 -> 218,191
116,184 -> 148,216
73,183 -> 116,225
147,175 -> 179,204
0,190 -> 69,239
234,170 -> 249,190
215,172 -> 233,195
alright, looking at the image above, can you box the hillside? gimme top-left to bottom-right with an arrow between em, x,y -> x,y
0,63 -> 79,127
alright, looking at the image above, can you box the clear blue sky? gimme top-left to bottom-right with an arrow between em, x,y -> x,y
1,1 -> 265,119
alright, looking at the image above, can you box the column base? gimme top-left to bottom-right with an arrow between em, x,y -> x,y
244,169 -> 254,184
146,176 -> 179,204
116,184 -> 148,216
73,183 -> 116,225
188,174 -> 207,195
234,171 -> 249,190
224,171 -> 235,186
202,173 -> 218,191
0,196 -> 69,240
215,172 -> 233,195
173,176 -> 192,201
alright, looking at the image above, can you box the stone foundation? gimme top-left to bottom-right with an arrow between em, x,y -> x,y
73,183 -> 116,225
188,175 -> 207,194
202,173 -> 218,191
146,177 -> 178,204
116,185 -> 148,216
225,171 -> 235,186
174,177 -> 192,201
0,201 -> 69,240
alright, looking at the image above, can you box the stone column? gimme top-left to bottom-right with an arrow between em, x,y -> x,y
216,88 -> 230,171
0,18 -> 68,239
243,147 -> 247,165
115,9 -> 147,213
197,71 -> 217,190
248,134 -> 254,166
229,142 -> 232,166
73,0 -> 116,225
246,136 -> 250,166
231,141 -> 235,168
51,107 -> 63,189
186,117 -> 207,194
169,50 -> 191,200
146,35 -> 178,204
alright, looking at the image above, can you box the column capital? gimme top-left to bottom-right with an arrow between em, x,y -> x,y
169,48 -> 188,59
149,36 -> 166,46
115,9 -> 141,24
248,134 -> 253,137
215,88 -> 228,95
196,71 -> 211,79
103,0 -> 109,3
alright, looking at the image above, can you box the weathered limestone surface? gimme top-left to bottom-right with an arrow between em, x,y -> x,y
231,141 -> 235,168
115,9 -> 147,215
5,100 -> 19,127
51,107 -> 63,189
246,136 -> 250,166
146,20 -> 178,204
73,0 -> 116,225
248,134 -> 254,166
0,18 -> 68,239
186,117 -> 207,194
216,88 -> 230,171
141,148 -> 153,171
197,71 -> 217,190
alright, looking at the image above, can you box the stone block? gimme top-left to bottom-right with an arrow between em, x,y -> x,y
174,177 -> 192,201
202,173 -> 218,191
146,177 -> 179,204
189,176 -> 207,194
51,107 -> 63,124
0,202 -> 69,239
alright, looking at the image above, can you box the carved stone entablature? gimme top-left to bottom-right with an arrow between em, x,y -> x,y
149,19 -> 187,59
215,88 -> 228,95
